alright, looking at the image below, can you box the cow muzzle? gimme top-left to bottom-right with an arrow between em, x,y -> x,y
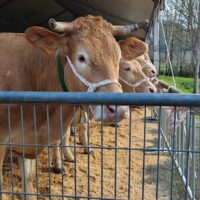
92,105 -> 129,122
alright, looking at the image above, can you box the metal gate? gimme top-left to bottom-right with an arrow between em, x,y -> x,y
0,92 -> 199,200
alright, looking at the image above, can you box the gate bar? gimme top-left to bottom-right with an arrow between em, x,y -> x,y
0,92 -> 200,106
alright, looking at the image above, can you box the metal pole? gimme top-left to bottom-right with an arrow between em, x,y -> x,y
153,9 -> 160,73
194,0 -> 200,94
191,115 -> 196,199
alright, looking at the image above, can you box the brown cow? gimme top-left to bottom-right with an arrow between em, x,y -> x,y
0,15 -> 147,199
51,43 -> 157,171
118,37 -> 157,78
119,59 -> 156,93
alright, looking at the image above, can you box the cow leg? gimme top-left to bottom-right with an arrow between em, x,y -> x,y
63,127 -> 74,162
78,123 -> 92,154
51,143 -> 65,174
0,146 -> 6,191
0,135 -> 8,195
70,124 -> 75,136
18,156 -> 36,200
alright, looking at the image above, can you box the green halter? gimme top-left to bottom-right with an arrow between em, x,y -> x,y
57,54 -> 68,92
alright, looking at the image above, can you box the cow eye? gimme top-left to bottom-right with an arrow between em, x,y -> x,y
125,68 -> 131,71
78,55 -> 86,62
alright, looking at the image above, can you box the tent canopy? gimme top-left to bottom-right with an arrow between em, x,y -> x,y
0,0 -> 163,39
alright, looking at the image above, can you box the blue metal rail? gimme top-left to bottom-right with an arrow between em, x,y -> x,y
0,92 -> 200,106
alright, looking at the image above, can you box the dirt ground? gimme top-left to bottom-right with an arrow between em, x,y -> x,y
2,108 -> 169,200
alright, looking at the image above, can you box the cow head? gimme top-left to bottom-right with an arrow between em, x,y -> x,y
25,15 -> 147,122
118,37 -> 157,78
119,59 -> 157,93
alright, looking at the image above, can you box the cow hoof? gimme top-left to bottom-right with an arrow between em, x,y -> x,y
84,150 -> 94,155
52,167 -> 65,174
111,123 -> 120,127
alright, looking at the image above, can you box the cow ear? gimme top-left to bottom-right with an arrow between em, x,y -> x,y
25,27 -> 67,55
118,37 -> 147,60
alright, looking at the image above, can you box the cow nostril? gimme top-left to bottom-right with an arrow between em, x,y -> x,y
149,87 -> 155,93
106,105 -> 115,114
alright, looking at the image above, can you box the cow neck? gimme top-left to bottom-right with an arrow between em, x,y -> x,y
57,54 -> 121,92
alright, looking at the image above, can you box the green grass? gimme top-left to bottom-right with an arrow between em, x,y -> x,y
159,75 -> 200,93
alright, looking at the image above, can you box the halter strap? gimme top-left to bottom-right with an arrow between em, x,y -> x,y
66,56 -> 120,92
57,54 -> 68,91
119,76 -> 149,91
140,60 -> 149,70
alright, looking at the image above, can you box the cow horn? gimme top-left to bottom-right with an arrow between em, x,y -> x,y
112,20 -> 149,36
48,18 -> 74,32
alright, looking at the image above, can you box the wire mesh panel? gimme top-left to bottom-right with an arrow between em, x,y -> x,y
0,92 -> 199,200
157,107 -> 199,200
